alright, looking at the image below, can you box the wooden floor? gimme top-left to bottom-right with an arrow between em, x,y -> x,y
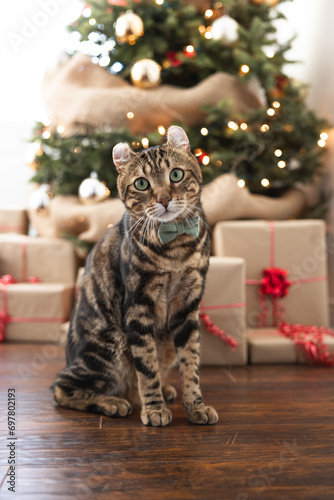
0,344 -> 334,500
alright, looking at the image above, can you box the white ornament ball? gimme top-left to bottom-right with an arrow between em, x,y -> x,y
29,184 -> 52,216
79,172 -> 109,205
211,15 -> 240,46
115,11 -> 144,43
131,59 -> 161,88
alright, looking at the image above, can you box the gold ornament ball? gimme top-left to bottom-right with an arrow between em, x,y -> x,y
29,184 -> 52,216
114,11 -> 144,43
131,59 -> 161,88
250,0 -> 279,6
211,15 -> 240,46
79,172 -> 109,205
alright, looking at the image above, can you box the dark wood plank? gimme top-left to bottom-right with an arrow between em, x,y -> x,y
0,343 -> 334,499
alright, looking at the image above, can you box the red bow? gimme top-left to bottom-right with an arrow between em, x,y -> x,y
260,267 -> 291,299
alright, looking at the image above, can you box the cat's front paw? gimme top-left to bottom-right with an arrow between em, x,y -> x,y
186,405 -> 218,425
141,404 -> 172,427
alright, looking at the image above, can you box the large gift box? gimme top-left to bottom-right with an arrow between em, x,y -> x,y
212,220 -> 329,329
200,256 -> 247,365
0,234 -> 78,284
0,209 -> 28,234
248,327 -> 334,365
0,283 -> 74,342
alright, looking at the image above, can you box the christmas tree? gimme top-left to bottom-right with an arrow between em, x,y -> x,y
29,0 -> 328,215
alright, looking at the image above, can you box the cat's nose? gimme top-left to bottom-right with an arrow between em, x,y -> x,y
158,196 -> 171,208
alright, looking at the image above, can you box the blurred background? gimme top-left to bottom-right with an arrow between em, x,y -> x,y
0,0 -> 333,208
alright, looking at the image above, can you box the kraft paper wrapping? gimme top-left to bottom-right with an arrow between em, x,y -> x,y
212,220 -> 329,328
247,328 -> 334,364
0,209 -> 28,235
200,256 -> 246,366
1,283 -> 74,342
0,234 -> 78,284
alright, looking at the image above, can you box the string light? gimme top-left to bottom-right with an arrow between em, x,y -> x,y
158,125 -> 166,135
194,148 -> 202,157
320,132 -> 328,140
201,127 -> 209,136
261,124 -> 270,132
228,121 -> 238,131
318,139 -> 326,148
272,101 -> 280,109
204,30 -> 213,40
265,49 -> 275,58
237,179 -> 245,188
204,9 -> 213,18
57,125 -> 64,134
127,112 -> 134,119
42,131 -> 51,139
156,0 -> 164,4
240,65 -> 250,74
199,25 -> 206,35
240,123 -> 248,131
42,118 -> 51,126
89,18 -> 96,25
202,155 -> 210,165
142,138 -> 149,148
274,149 -> 282,157
184,45 -> 195,57
267,108 -> 275,116
261,178 -> 270,187
278,161 -> 286,168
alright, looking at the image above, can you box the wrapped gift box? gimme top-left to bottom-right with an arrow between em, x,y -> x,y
248,328 -> 334,364
0,209 -> 28,235
200,256 -> 246,365
212,220 -> 329,328
0,234 -> 78,284
0,283 -> 74,342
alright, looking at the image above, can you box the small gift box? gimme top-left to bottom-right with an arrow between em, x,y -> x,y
0,209 -> 28,235
0,282 -> 74,342
248,326 -> 334,365
0,234 -> 78,284
200,256 -> 246,366
212,220 -> 329,328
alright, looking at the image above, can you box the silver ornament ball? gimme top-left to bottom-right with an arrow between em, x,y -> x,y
79,172 -> 109,205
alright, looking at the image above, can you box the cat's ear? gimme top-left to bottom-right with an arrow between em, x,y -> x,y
112,143 -> 134,173
166,126 -> 190,152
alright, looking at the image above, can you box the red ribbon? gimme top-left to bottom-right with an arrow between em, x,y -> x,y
279,322 -> 334,367
200,302 -> 244,350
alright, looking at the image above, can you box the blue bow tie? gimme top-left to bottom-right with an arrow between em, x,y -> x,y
158,215 -> 200,245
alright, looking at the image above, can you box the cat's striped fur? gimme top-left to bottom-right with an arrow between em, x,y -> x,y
53,126 -> 218,426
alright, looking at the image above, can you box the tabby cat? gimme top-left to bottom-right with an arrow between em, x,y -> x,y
53,126 -> 218,427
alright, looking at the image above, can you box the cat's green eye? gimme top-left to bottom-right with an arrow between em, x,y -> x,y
134,178 -> 149,191
170,168 -> 184,183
